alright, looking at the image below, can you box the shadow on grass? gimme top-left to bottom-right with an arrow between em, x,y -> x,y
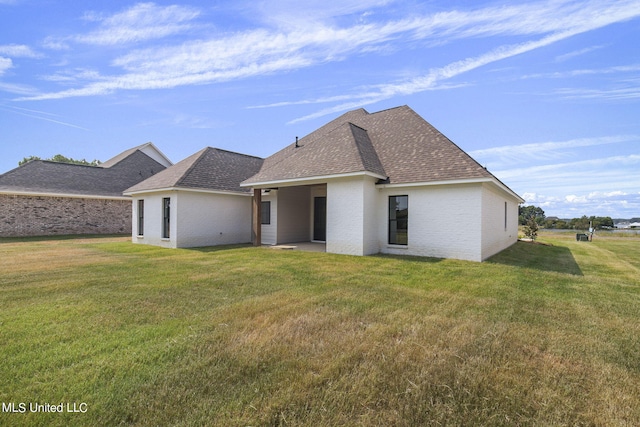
487,241 -> 583,276
0,234 -> 128,243
373,253 -> 445,264
185,243 -> 254,253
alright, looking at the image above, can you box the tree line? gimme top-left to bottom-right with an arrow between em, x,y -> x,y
19,154 -> 101,167
518,205 -> 614,230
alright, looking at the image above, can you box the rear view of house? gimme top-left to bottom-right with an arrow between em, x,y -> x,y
127,106 -> 523,261
242,106 -> 523,261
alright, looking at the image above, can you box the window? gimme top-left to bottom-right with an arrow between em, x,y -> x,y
137,200 -> 144,236
389,195 -> 408,245
504,202 -> 508,230
162,197 -> 170,238
261,201 -> 271,225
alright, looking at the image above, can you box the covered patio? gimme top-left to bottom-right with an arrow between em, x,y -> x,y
269,242 -> 326,252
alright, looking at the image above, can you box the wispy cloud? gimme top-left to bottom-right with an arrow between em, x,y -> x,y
555,44 -> 606,62
44,2 -> 200,48
0,44 -> 40,77
1,105 -> 90,130
0,44 -> 41,58
0,81 -> 40,96
0,57 -> 12,76
15,0 -> 640,105
469,135 -> 638,166
495,154 -> 640,196
555,84 -> 640,100
522,190 -> 640,218
522,64 -> 640,79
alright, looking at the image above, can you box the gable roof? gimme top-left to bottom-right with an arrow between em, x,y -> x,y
242,105 -> 500,188
0,146 -> 168,198
99,142 -> 172,168
124,147 -> 264,195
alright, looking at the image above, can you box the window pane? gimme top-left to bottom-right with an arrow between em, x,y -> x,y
137,199 -> 144,236
261,201 -> 271,225
162,197 -> 170,238
389,195 -> 408,245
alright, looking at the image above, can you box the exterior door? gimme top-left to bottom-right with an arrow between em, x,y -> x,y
313,196 -> 326,241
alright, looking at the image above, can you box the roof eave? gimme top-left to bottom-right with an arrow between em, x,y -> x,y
377,177 -> 525,203
0,189 -> 130,200
123,186 -> 252,197
241,171 -> 387,188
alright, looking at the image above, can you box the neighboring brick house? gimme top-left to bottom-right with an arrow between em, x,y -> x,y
127,106 -> 524,262
0,143 -> 171,237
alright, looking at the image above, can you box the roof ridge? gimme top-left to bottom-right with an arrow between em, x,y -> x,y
175,147 -> 210,187
34,159 -> 100,169
210,147 -> 263,160
348,123 -> 386,176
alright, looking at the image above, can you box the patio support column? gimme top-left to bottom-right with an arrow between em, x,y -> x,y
252,188 -> 261,246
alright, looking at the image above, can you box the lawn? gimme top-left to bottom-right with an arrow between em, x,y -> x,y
0,232 -> 639,426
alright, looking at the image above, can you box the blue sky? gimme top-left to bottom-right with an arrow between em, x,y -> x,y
1,0 -> 639,218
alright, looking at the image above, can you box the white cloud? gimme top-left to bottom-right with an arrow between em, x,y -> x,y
469,135 -> 638,168
49,2 -> 201,47
524,64 -> 640,80
16,0 -> 640,103
555,85 -> 640,100
495,154 -> 640,217
555,44 -> 606,62
0,81 -> 39,96
0,57 -> 12,76
521,190 -> 640,218
2,105 -> 89,130
0,44 -> 40,58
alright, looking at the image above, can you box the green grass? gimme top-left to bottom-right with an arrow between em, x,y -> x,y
1,232 -> 639,426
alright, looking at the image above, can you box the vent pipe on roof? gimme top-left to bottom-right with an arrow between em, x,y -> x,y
295,136 -> 299,148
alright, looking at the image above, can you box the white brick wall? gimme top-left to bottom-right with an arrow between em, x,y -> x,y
130,180 -> 520,261
131,192 -> 174,248
176,191 -> 252,247
132,190 -> 252,248
326,176 -> 379,256
378,184 -> 483,261
480,183 -> 519,260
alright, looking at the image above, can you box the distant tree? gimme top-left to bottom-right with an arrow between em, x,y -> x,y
19,154 -> 101,167
523,216 -> 539,240
518,205 -> 545,225
543,217 -> 568,229
19,156 -> 41,165
570,215 -> 590,230
566,215 -> 614,230
589,216 -> 614,229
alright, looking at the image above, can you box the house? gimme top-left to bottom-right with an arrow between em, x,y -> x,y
0,142 -> 171,237
123,147 -> 263,248
126,106 -> 524,261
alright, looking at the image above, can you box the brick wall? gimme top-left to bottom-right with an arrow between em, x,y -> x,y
0,194 -> 131,237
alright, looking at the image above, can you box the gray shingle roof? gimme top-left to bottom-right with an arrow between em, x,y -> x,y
0,148 -> 167,197
243,122 -> 386,184
243,105 -> 496,186
125,147 -> 264,194
99,142 -> 171,168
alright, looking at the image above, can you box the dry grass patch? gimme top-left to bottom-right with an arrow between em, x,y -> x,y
1,234 -> 639,426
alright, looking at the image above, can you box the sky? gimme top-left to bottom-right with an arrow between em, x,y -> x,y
1,0 -> 639,219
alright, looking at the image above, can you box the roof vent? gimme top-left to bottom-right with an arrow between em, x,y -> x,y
295,136 -> 299,148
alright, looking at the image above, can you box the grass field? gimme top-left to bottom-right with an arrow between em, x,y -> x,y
1,232 -> 639,426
